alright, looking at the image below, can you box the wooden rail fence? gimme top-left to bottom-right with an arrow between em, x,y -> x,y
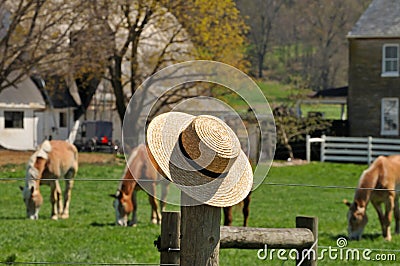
306,135 -> 400,164
156,210 -> 318,265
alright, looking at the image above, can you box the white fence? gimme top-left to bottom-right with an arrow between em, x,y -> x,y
306,135 -> 400,164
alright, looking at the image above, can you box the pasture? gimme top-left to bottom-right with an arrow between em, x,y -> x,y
1,158 -> 399,265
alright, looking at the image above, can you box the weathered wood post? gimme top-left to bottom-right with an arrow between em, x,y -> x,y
147,112 -> 255,266
180,192 -> 221,266
160,211 -> 181,265
296,216 -> 318,266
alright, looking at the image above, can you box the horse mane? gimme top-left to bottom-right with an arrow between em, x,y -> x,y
354,157 -> 384,206
25,142 -> 51,189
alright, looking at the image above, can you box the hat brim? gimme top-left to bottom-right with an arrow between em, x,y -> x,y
146,112 -> 253,207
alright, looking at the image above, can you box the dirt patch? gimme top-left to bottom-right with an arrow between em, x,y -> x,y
272,159 -> 308,167
0,149 -> 117,166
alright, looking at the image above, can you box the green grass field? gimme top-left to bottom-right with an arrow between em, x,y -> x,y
217,80 -> 346,120
1,160 -> 399,265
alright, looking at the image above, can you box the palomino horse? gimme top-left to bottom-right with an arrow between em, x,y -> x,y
223,192 -> 251,226
345,155 -> 400,241
20,140 -> 78,220
110,144 -> 168,226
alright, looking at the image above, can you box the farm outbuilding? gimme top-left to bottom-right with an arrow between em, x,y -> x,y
347,0 -> 400,137
0,74 -> 80,150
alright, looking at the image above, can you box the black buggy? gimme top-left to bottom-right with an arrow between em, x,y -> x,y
74,120 -> 118,153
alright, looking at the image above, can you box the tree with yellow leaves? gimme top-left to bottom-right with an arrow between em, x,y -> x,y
1,0 -> 248,126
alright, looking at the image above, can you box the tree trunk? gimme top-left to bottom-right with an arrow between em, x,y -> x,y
257,52 -> 265,78
281,127 -> 294,159
110,56 -> 126,123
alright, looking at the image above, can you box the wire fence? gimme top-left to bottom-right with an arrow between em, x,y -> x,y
3,177 -> 400,193
0,263 -> 170,266
3,165 -> 400,264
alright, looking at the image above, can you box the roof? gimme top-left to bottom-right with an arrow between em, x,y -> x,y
42,76 -> 79,109
348,0 -> 400,38
311,86 -> 348,98
0,73 -> 81,109
0,74 -> 46,109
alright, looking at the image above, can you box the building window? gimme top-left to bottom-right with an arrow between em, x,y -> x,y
382,44 -> 399,77
4,111 -> 24,128
59,112 -> 67,128
381,98 -> 399,136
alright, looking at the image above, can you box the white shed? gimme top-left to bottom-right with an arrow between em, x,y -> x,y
0,74 -> 79,150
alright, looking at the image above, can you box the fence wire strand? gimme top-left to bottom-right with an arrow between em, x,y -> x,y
262,182 -> 400,192
2,177 -> 400,192
318,246 -> 400,254
0,263 -> 177,266
3,165 -> 400,264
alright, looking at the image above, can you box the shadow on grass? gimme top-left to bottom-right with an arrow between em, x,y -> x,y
323,232 -> 382,242
354,233 -> 382,241
0,216 -> 25,220
90,221 -> 115,227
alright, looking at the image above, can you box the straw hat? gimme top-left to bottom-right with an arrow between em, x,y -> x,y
146,112 -> 253,207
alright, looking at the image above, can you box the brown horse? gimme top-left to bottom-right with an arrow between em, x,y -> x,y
223,192 -> 251,226
110,144 -> 168,226
20,140 -> 78,220
223,157 -> 254,227
344,155 -> 400,241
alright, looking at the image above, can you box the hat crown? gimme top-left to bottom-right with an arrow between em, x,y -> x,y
181,115 -> 241,174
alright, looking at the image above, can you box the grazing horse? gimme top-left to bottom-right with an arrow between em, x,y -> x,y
20,140 -> 78,220
223,192 -> 251,226
223,157 -> 254,227
344,155 -> 400,241
110,144 -> 168,226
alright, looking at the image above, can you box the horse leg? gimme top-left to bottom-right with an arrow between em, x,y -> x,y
130,189 -> 138,226
160,180 -> 169,212
148,195 -> 161,224
395,195 -> 400,234
49,180 -> 61,220
372,200 -> 386,238
56,180 -> 63,216
223,207 -> 232,226
149,183 -> 161,224
383,194 -> 395,241
242,193 -> 251,227
61,170 -> 75,219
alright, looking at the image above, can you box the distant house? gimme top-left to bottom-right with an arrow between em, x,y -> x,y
0,73 -> 80,150
347,0 -> 400,137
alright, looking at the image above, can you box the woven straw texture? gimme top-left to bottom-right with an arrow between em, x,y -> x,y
146,112 -> 253,207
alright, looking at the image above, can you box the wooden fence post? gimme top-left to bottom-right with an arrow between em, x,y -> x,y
180,192 -> 221,266
320,135 -> 326,162
160,211 -> 181,265
306,135 -> 311,162
367,136 -> 373,165
296,216 -> 318,266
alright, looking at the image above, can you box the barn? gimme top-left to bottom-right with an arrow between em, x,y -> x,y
0,73 -> 80,150
347,0 -> 400,137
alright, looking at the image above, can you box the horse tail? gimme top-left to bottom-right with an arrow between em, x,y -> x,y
72,144 -> 78,161
68,142 -> 79,173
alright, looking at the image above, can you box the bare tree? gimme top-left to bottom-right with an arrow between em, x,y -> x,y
0,0 -> 91,92
1,0 -> 248,129
236,0 -> 284,78
83,0 -> 248,126
284,0 -> 371,90
86,1 -> 192,123
235,0 -> 371,89
273,105 -> 331,159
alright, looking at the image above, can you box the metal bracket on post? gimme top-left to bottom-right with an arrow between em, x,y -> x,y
158,211 -> 181,265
